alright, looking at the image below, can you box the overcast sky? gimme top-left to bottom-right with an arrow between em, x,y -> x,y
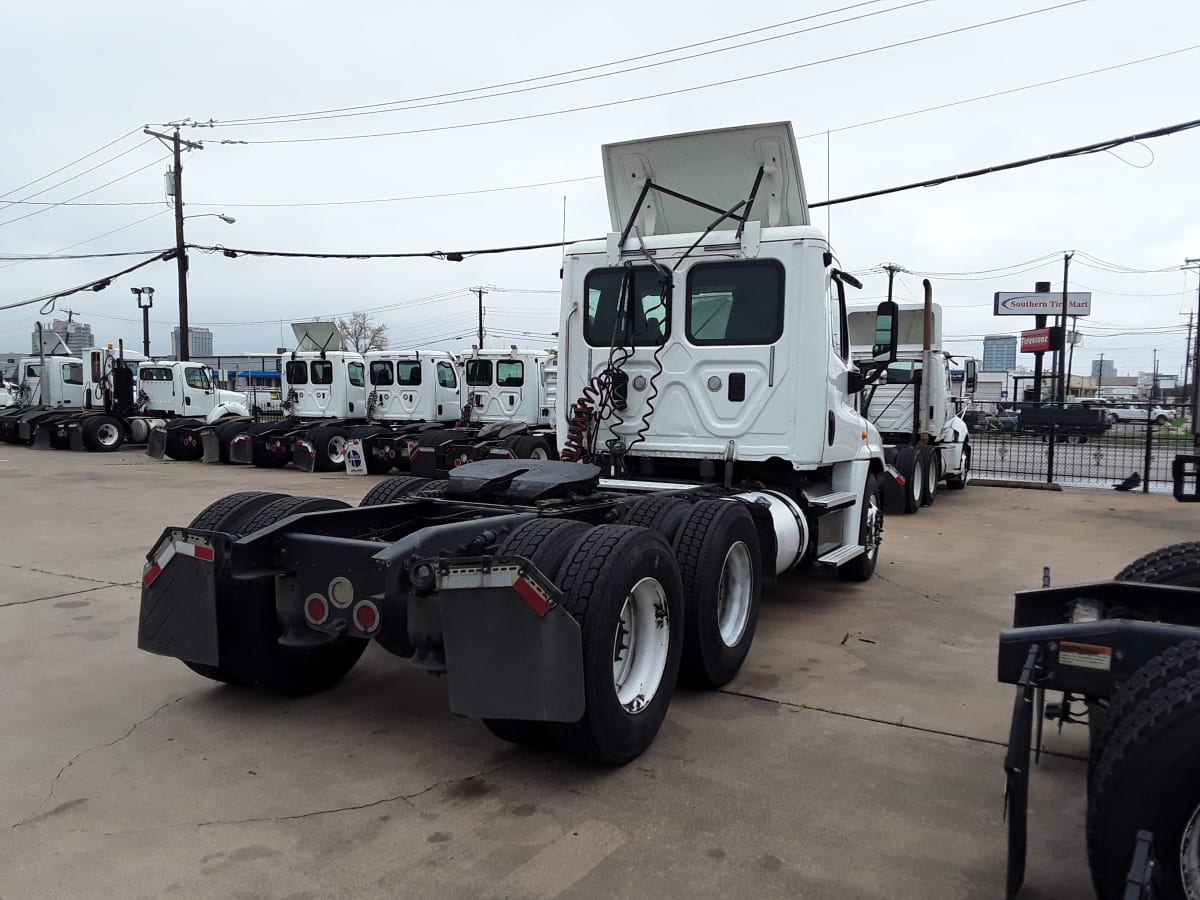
3,0 -> 1198,378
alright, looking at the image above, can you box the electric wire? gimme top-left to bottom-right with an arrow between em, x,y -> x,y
226,1 -> 1093,145
0,155 -> 171,228
0,139 -> 157,210
0,128 -> 143,201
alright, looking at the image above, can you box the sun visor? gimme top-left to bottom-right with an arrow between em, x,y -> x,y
291,321 -> 346,352
602,122 -> 809,237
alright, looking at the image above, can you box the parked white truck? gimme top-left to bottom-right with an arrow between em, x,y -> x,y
136,122 -> 898,765
848,292 -> 976,513
0,354 -> 86,444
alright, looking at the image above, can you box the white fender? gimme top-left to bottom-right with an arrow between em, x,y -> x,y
205,402 -> 249,424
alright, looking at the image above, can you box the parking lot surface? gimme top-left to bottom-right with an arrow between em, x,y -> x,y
2,448 -> 1196,899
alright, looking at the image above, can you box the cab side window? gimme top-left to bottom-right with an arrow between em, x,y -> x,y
437,361 -> 458,388
496,361 -> 524,387
347,362 -> 365,387
370,360 -> 394,386
184,367 -> 211,390
310,361 -> 333,385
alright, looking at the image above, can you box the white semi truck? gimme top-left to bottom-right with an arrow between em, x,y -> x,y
136,122 -> 899,765
848,290 -> 977,514
0,354 -> 86,444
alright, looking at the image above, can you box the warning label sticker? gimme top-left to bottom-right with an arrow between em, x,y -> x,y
1059,641 -> 1113,671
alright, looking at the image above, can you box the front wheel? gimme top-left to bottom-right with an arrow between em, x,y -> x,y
83,415 -> 125,452
839,474 -> 882,582
945,443 -> 970,490
547,525 -> 684,765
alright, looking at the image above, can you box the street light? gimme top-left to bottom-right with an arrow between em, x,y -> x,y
184,213 -> 236,225
131,286 -> 155,357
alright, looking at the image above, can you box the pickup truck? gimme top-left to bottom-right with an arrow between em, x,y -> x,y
1102,403 -> 1173,425
1011,402 -> 1110,440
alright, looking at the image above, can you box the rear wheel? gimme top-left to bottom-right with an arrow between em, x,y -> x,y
919,444 -> 939,507
895,446 -> 923,514
672,500 -> 762,689
545,525 -> 684,765
213,419 -> 251,464
164,419 -> 203,461
482,517 -> 594,750
309,424 -> 351,472
839,474 -> 883,583
83,415 -> 124,452
503,434 -> 554,460
249,423 -> 290,468
620,495 -> 693,543
359,475 -> 431,507
1087,649 -> 1200,900
182,491 -> 289,685
210,495 -> 368,695
353,425 -> 395,474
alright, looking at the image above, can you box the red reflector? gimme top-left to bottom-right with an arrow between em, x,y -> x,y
353,601 -> 380,633
193,545 -> 215,562
305,595 -> 329,625
142,563 -> 162,587
513,577 -> 551,616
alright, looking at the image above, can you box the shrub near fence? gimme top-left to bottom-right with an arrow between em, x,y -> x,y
965,401 -> 1189,492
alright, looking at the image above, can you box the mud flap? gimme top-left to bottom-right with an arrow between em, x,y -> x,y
436,558 -> 585,722
229,434 -> 253,464
200,428 -> 221,464
1003,644 -> 1041,900
137,529 -> 227,666
146,426 -> 167,459
30,425 -> 52,449
68,422 -> 84,451
293,439 -> 316,473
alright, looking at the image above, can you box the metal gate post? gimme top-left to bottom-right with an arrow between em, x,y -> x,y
1143,409 -> 1153,493
1046,406 -> 1056,484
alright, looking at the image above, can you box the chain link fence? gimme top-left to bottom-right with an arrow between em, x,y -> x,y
966,400 -> 1191,493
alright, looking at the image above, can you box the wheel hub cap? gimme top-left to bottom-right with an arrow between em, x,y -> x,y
611,577 -> 670,714
716,541 -> 753,647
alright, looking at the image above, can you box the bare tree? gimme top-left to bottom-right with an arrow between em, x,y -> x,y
337,311 -> 388,353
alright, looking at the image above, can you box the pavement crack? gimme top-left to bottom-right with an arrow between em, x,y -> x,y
716,687 -> 1087,762
0,583 -> 128,609
0,562 -> 128,588
873,572 -> 940,601
10,691 -> 199,829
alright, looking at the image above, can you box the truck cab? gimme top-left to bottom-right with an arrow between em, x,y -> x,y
366,349 -> 461,424
281,352 -> 367,419
137,359 -> 247,419
461,348 -> 555,427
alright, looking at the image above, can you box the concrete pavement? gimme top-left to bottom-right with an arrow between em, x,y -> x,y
2,446 -> 1195,899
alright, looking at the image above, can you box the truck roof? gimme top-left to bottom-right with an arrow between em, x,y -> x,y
566,224 -> 828,258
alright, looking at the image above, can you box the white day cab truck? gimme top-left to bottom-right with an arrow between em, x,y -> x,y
221,324 -> 557,473
136,122 -> 902,764
998,458 -> 1200,900
27,344 -> 250,454
0,352 -> 86,444
848,290 -> 976,514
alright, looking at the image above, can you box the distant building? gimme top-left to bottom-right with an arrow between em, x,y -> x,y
172,326 -> 214,357
32,314 -> 93,356
982,335 -> 1017,372
1091,358 -> 1116,378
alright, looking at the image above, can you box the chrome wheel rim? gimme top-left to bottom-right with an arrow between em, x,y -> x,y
909,458 -> 924,504
864,491 -> 882,560
96,423 -> 120,447
1182,800 -> 1200,899
327,435 -> 348,463
530,446 -> 550,460
716,541 -> 753,647
611,577 -> 669,714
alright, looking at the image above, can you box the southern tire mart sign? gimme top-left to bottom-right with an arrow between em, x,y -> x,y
994,292 -> 1092,316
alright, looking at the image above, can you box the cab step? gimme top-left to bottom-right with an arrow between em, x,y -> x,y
816,544 -> 864,567
802,490 -> 858,511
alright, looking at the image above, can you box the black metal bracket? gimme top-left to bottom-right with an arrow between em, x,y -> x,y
1123,830 -> 1159,900
1004,643 -> 1042,900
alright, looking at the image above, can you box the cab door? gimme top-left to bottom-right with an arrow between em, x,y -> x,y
433,359 -> 461,421
180,365 -> 215,414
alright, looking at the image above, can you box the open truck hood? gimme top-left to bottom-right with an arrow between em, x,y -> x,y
602,122 -> 810,237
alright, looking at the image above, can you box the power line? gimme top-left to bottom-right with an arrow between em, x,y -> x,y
200,0 -> 909,127
228,1 -> 1093,145
0,251 -> 175,314
198,0 -> 938,129
0,212 -> 171,267
0,139 -> 157,209
0,128 -> 143,201
0,155 -> 171,228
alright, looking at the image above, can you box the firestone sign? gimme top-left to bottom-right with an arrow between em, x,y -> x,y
994,292 -> 1092,316
1021,328 -> 1055,353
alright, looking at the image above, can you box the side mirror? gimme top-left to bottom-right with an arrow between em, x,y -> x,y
965,359 -> 978,393
846,370 -> 867,394
872,300 -> 899,365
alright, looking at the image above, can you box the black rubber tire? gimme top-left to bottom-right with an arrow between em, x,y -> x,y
1086,649 -> 1200,900
545,524 -> 684,765
839,474 -> 883,583
671,500 -> 762,689
508,434 -> 554,460
182,491 -> 290,685
482,517 -> 594,751
359,475 -> 431,507
48,424 -> 72,450
1116,543 -> 1200,586
164,419 -> 204,461
211,495 -> 368,695
213,419 -> 251,464
945,443 -> 970,490
82,415 -> 125,452
895,445 -> 922,515
412,478 -> 449,498
1155,414 -> 1169,426
309,424 -> 351,472
249,423 -> 291,469
620,495 -> 694,543
919,444 -> 938,507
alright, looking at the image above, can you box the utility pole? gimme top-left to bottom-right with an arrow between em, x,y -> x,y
1187,259 -> 1200,444
1056,251 -> 1073,404
1097,352 -> 1105,395
1153,348 -> 1160,403
471,286 -> 488,348
1183,312 -> 1194,407
144,127 -> 203,361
